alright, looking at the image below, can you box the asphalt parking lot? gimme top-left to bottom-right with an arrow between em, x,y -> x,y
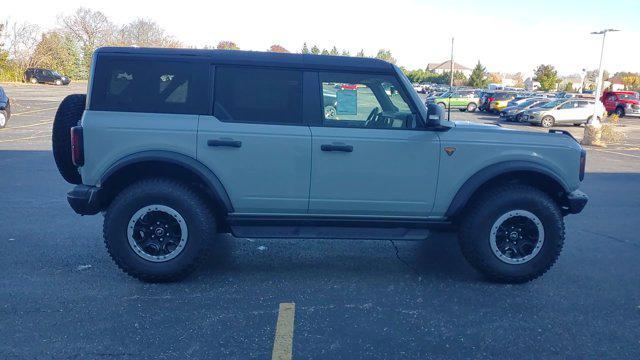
1,82 -> 639,359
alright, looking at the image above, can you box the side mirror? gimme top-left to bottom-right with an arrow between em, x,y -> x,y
425,103 -> 444,126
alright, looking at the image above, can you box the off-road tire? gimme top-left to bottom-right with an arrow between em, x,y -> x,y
52,94 -> 85,184
104,178 -> 216,282
541,116 -> 555,128
458,185 -> 564,283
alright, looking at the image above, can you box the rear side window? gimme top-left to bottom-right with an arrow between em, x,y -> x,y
91,56 -> 209,115
214,66 -> 302,125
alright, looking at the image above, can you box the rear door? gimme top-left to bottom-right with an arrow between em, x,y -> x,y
308,72 -> 440,217
197,66 -> 311,214
555,100 -> 579,122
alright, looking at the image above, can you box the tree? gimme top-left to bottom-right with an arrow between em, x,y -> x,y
268,44 -> 289,53
31,31 -> 81,78
442,71 -> 468,86
116,18 -> 181,48
329,46 -> 339,55
513,72 -> 524,88
533,64 -> 558,91
321,49 -> 330,55
301,42 -> 309,54
59,8 -> 115,74
356,49 -> 365,57
467,61 -> 488,88
5,22 -> 40,68
618,73 -> 640,91
563,82 -> 574,92
487,72 -> 502,84
310,45 -> 320,55
340,49 -> 350,56
216,41 -> 239,50
375,49 -> 396,64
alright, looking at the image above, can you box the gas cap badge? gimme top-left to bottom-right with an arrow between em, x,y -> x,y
444,146 -> 456,156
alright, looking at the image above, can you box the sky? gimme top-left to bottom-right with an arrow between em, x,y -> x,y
4,0 -> 640,78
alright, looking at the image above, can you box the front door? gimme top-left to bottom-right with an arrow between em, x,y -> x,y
309,72 -> 440,217
197,66 -> 311,214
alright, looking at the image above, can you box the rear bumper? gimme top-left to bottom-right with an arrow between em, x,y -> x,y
565,190 -> 588,214
67,185 -> 103,215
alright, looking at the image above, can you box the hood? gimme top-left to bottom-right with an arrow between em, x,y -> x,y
451,121 -> 581,150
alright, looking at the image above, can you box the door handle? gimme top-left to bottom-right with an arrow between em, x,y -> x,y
321,144 -> 353,152
207,139 -> 242,148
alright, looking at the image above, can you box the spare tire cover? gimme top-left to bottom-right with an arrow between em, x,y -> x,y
52,94 -> 86,184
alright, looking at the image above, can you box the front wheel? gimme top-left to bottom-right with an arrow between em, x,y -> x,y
614,107 -> 625,117
437,102 -> 446,109
541,116 -> 555,128
458,185 -> 564,283
30,77 -> 38,84
0,110 -> 7,129
104,179 -> 216,282
55,79 -> 62,86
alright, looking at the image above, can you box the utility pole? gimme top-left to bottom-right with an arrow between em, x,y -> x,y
448,37 -> 454,122
582,29 -> 619,146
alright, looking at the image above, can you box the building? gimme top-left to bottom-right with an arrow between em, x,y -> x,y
558,75 -> 584,92
604,76 -> 626,91
426,60 -> 472,77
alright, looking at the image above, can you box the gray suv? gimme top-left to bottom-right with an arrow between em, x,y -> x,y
53,47 -> 588,283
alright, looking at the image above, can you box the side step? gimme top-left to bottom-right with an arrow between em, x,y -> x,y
226,215 -> 452,240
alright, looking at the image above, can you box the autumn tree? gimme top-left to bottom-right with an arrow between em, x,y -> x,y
31,31 -> 81,78
329,46 -> 339,55
356,49 -> 365,57
534,64 -> 558,91
301,42 -> 309,54
310,45 -> 320,55
59,8 -> 115,75
216,41 -> 239,50
268,44 -> 289,53
340,49 -> 350,56
116,18 -> 181,48
487,72 -> 503,84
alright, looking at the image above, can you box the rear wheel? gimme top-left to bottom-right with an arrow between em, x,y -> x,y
458,185 -> 564,283
55,79 -> 62,86
467,102 -> 477,112
30,77 -> 38,84
437,102 -> 446,109
104,179 -> 216,282
541,116 -> 555,128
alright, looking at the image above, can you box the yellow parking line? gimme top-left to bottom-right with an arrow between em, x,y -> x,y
11,107 -> 58,116
0,134 -> 49,143
272,303 -> 295,360
0,120 -> 52,131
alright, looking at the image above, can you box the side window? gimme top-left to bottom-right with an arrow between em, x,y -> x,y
90,57 -> 209,115
214,66 -> 302,125
319,72 -> 415,129
559,101 -> 574,109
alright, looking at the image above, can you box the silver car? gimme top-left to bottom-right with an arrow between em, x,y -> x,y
524,99 -> 605,128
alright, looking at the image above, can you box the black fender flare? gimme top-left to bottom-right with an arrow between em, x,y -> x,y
100,150 -> 234,213
445,160 -> 570,218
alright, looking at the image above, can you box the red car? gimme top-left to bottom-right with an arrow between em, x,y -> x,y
601,91 -> 640,118
340,84 -> 358,90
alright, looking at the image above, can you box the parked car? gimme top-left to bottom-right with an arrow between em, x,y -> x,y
523,99 -> 605,127
499,98 -> 551,122
0,86 -> 11,129
428,90 -> 479,112
489,92 -> 517,113
55,47 -> 587,284
601,90 -> 640,118
24,68 -> 71,86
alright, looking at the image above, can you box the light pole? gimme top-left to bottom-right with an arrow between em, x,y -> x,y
582,29 -> 619,146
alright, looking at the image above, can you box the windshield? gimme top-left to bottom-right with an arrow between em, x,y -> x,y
541,100 -> 563,108
618,93 -> 639,100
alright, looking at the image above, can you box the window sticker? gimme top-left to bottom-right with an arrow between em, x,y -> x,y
337,89 -> 357,115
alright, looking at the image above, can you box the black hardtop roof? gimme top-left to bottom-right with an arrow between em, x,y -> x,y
95,47 -> 396,73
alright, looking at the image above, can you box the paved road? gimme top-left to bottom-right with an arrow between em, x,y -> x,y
1,83 -> 639,359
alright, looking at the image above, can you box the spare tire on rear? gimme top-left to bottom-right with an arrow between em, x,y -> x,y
52,94 -> 86,184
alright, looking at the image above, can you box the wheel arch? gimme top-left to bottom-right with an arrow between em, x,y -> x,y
99,151 -> 233,221
445,161 -> 571,219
